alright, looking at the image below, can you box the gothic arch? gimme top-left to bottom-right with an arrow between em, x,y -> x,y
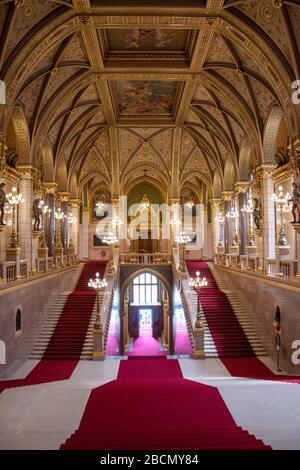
263,107 -> 285,164
9,107 -> 30,164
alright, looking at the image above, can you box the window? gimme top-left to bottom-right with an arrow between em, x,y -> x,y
133,273 -> 159,305
16,308 -> 22,334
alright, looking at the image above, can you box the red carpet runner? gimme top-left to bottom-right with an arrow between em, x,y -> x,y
61,358 -> 271,450
0,262 -> 106,392
186,261 -> 300,383
187,261 -> 254,358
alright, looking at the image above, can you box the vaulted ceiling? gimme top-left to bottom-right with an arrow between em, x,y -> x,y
0,0 -> 299,200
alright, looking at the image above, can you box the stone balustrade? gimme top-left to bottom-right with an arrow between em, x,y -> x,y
120,252 -> 171,265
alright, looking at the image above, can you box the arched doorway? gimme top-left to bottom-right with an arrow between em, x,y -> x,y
120,269 -> 173,356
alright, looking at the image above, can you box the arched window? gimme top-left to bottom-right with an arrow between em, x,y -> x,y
16,308 -> 22,333
133,273 -> 158,305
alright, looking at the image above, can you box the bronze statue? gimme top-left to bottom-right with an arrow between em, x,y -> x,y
253,198 -> 262,230
33,198 -> 43,231
288,182 -> 300,224
0,182 -> 6,225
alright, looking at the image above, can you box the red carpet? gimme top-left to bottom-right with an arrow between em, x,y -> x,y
127,331 -> 167,357
42,262 -> 106,360
0,262 -> 106,392
187,261 -> 300,383
175,317 -> 193,355
187,261 -> 255,358
61,358 -> 271,450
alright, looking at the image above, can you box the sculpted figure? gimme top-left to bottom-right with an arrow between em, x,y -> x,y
253,198 -> 262,230
0,182 -> 6,225
288,182 -> 300,224
33,198 -> 43,231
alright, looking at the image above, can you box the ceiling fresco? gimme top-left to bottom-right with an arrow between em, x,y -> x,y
111,80 -> 179,116
104,28 -> 191,52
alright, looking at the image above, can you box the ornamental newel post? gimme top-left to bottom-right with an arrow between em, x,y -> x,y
189,271 -> 207,359
88,272 -> 107,360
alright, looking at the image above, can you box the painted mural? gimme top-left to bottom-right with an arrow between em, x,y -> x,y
106,28 -> 189,51
114,80 -> 178,115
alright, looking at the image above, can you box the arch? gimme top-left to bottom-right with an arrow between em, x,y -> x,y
15,308 -> 22,334
212,171 -> 223,198
263,107 -> 285,164
239,137 -> 252,181
40,141 -> 54,182
123,175 -> 168,203
55,159 -> 68,192
9,107 -> 30,164
223,159 -> 236,191
120,268 -> 172,313
127,181 -> 165,209
69,172 -> 78,198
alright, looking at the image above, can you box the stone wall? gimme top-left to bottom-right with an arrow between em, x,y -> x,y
215,266 -> 300,375
0,265 -> 80,377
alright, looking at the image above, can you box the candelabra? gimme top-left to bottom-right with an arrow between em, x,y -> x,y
55,207 -> 65,248
102,231 -> 119,273
175,231 -> 191,272
226,205 -> 239,246
272,186 -> 290,246
215,212 -> 225,247
6,187 -> 25,247
39,201 -> 51,248
241,195 -> 255,246
88,272 -> 108,329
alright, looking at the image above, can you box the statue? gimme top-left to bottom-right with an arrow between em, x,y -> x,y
33,198 -> 43,231
0,182 -> 6,225
253,198 -> 262,230
288,182 -> 300,224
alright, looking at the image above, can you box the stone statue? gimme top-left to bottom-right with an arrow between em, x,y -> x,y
288,182 -> 300,224
0,182 -> 6,225
253,198 -> 262,230
33,198 -> 43,231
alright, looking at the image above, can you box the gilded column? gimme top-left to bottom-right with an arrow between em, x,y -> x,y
69,199 -> 81,256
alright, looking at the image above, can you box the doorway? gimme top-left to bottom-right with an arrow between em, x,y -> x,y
126,273 -> 167,356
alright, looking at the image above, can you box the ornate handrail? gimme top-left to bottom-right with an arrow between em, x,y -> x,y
120,252 -> 171,265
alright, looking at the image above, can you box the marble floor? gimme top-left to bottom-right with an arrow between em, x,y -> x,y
0,357 -> 299,450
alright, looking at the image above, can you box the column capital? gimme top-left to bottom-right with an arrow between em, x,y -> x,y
43,182 -> 58,194
69,198 -> 81,208
57,191 -> 70,202
255,164 -> 277,179
271,162 -> 293,184
234,181 -> 249,193
111,198 -> 119,207
16,164 -> 38,180
209,198 -> 222,207
221,191 -> 234,202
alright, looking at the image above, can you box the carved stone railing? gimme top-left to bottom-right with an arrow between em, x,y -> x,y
266,258 -> 277,276
0,261 -> 17,282
19,259 -> 29,278
120,252 -> 171,265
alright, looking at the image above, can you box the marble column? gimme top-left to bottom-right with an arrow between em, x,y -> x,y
210,199 -> 222,259
44,183 -> 57,257
235,182 -> 249,256
16,165 -> 36,271
80,208 -> 89,260
256,165 -> 276,266
69,199 -> 81,256
222,191 -> 233,254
